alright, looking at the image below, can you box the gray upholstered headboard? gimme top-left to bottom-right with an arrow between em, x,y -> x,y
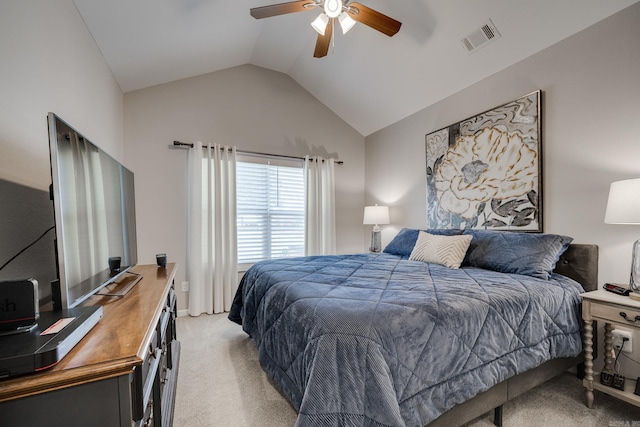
553,244 -> 598,292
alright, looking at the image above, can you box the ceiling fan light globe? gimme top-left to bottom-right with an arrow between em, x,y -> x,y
338,12 -> 356,34
311,13 -> 329,35
324,0 -> 342,18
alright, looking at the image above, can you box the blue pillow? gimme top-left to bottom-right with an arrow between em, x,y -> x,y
383,228 -> 463,257
462,230 -> 573,280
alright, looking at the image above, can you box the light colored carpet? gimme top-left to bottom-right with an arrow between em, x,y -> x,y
174,314 -> 640,426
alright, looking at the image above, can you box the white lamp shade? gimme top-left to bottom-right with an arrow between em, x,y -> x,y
363,205 -> 390,225
311,13 -> 329,35
338,12 -> 356,34
604,178 -> 640,224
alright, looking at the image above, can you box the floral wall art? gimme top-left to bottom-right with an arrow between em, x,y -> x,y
425,90 -> 542,231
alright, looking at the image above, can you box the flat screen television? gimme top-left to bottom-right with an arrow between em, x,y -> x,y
47,113 -> 137,309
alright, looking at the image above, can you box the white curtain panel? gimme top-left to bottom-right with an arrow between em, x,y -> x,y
187,142 -> 237,315
63,133 -> 109,285
304,156 -> 336,255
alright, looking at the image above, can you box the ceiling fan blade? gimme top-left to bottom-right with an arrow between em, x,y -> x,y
347,2 -> 401,37
313,19 -> 334,58
250,1 -> 316,19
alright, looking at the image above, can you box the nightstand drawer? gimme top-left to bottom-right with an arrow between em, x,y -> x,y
591,302 -> 640,325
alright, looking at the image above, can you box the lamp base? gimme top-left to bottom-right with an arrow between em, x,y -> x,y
369,230 -> 382,253
630,292 -> 640,301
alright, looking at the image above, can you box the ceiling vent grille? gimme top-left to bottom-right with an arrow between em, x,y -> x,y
460,19 -> 501,54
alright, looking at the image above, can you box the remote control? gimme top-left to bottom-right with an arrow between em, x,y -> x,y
603,283 -> 631,296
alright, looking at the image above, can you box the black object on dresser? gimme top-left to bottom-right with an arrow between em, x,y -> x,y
0,305 -> 102,378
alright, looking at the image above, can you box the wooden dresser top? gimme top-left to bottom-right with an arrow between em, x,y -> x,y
0,263 -> 176,402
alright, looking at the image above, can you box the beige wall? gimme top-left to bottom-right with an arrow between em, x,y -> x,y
0,0 -> 124,191
0,0 -> 123,303
365,3 -> 640,374
366,1 -> 640,285
123,64 -> 366,311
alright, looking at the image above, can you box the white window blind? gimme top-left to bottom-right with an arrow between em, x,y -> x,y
236,155 -> 305,265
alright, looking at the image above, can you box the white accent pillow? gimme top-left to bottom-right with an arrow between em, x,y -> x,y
409,231 -> 473,269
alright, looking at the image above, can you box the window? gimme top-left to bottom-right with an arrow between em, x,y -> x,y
236,155 -> 305,265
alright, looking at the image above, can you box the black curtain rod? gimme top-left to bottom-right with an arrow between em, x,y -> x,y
172,141 -> 343,165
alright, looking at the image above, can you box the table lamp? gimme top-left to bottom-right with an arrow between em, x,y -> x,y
604,178 -> 640,300
363,205 -> 390,253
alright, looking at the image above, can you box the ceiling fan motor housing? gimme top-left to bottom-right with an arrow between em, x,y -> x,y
324,0 -> 343,18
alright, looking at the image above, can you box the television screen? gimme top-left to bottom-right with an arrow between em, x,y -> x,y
48,113 -> 137,309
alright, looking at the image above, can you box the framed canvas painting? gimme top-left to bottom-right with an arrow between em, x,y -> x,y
425,90 -> 542,231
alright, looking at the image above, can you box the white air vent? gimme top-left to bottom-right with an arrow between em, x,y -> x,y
460,19 -> 501,54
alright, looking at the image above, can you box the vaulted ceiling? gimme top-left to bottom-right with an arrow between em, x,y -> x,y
73,0 -> 639,136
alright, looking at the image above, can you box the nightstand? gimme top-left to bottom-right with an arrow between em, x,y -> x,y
582,289 -> 640,409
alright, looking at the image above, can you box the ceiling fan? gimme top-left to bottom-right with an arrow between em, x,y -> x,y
250,0 -> 402,58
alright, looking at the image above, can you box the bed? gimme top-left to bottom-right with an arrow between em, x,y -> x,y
229,229 -> 598,426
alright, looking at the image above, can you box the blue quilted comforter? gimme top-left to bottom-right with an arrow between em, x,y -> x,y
228,253 -> 583,426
